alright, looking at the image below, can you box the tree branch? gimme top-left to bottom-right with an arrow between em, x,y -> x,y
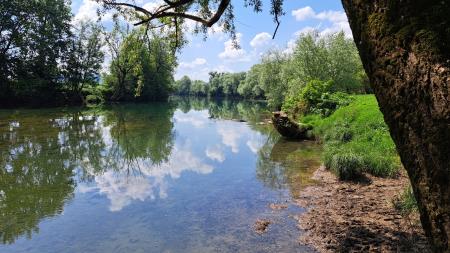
272,16 -> 280,39
103,0 -> 230,28
105,2 -> 152,16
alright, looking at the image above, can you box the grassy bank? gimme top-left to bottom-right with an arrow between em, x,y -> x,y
302,95 -> 401,180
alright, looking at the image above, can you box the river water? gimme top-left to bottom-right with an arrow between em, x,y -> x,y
0,98 -> 321,253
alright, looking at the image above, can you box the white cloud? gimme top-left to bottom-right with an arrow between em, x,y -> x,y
73,0 -> 113,23
82,145 -> 214,212
207,23 -> 227,40
319,21 -> 352,38
212,64 -> 233,73
179,58 -> 207,70
250,32 -> 272,48
182,13 -> 226,41
217,123 -> 244,153
142,1 -> 164,12
246,139 -> 262,154
205,145 -> 225,162
173,110 -> 209,128
291,7 -> 352,38
218,33 -> 250,62
316,10 -> 348,23
292,6 -> 316,21
95,171 -> 156,212
294,26 -> 316,37
73,0 -> 100,23
283,39 -> 296,54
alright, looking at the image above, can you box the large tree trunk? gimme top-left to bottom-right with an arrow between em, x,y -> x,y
341,1 -> 449,251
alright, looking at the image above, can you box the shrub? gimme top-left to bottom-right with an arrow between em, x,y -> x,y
325,151 -> 364,180
361,154 -> 399,177
82,84 -> 109,104
282,80 -> 353,117
322,122 -> 353,143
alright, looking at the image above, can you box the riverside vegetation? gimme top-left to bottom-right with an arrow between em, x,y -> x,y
1,0 -> 176,107
1,0 -> 424,250
172,31 -> 416,214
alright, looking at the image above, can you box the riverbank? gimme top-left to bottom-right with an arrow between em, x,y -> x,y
294,166 -> 430,252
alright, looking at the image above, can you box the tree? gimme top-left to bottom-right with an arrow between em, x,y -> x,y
207,72 -> 246,97
103,23 -> 175,101
64,21 -> 104,103
208,71 -> 224,97
259,49 -> 289,109
174,75 -> 192,95
102,22 -> 137,101
0,0 -> 72,106
341,1 -> 450,251
286,31 -> 365,94
237,64 -> 265,99
98,1 -> 449,250
190,80 -> 209,96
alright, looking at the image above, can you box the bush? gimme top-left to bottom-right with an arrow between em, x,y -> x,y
361,153 -> 399,177
282,80 -> 353,117
325,151 -> 364,180
82,84 -> 110,105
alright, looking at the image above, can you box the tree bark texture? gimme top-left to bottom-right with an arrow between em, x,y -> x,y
341,1 -> 449,251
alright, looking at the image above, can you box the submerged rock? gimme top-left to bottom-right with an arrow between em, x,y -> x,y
269,203 -> 288,210
271,111 -> 314,140
254,219 -> 271,234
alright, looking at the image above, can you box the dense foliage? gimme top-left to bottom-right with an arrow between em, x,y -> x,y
172,31 -> 367,110
102,24 -> 176,102
173,72 -> 246,98
282,80 -> 353,117
64,21 -> 105,103
0,0 -> 73,106
0,0 -> 177,107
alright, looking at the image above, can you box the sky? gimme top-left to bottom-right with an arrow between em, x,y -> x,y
70,0 -> 351,81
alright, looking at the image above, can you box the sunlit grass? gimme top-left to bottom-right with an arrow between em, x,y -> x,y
303,95 -> 401,180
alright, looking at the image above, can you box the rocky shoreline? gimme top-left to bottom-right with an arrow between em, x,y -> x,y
295,166 -> 430,252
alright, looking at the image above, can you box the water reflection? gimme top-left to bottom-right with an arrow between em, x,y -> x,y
257,138 -> 322,198
0,104 -> 178,243
80,143 -> 214,212
0,111 -> 82,244
0,98 -> 321,252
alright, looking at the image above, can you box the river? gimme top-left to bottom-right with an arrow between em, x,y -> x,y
0,97 -> 321,253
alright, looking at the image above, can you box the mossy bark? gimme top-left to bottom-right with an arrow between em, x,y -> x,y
341,0 -> 449,251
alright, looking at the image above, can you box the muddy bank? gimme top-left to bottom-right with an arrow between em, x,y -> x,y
295,166 -> 430,252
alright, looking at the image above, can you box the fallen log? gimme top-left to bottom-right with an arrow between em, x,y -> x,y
271,111 -> 314,140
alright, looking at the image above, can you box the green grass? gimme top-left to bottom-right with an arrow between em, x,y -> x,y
302,95 -> 401,180
393,186 -> 418,215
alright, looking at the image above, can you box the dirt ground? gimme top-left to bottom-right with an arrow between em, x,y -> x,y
295,166 -> 431,253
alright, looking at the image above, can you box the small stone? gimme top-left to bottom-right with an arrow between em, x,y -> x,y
269,203 -> 288,210
254,219 -> 271,234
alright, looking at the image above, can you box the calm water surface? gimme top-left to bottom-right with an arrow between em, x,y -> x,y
0,98 -> 321,253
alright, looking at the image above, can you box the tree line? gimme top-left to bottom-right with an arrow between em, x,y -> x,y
41,0 -> 450,250
173,31 -> 369,111
0,0 -> 176,107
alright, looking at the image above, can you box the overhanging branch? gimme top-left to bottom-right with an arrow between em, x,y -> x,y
103,0 -> 230,28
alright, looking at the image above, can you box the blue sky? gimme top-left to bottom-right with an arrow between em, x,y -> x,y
71,0 -> 350,81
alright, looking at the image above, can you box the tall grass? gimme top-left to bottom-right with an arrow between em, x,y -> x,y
304,95 -> 401,180
393,186 -> 418,215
